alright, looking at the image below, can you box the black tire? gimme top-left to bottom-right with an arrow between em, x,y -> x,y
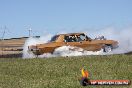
103,45 -> 112,53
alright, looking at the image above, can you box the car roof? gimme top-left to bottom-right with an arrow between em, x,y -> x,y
57,33 -> 85,36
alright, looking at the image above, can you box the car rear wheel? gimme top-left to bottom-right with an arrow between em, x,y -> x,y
103,45 -> 112,53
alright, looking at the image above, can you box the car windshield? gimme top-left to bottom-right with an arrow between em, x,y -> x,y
50,35 -> 59,42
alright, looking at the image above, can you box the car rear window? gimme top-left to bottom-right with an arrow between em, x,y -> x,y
50,35 -> 59,42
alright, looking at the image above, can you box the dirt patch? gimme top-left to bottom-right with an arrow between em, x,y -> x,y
0,37 -> 27,58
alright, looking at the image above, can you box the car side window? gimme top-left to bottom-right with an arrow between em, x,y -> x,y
76,34 -> 86,41
80,35 -> 86,40
50,35 -> 59,42
64,35 -> 77,42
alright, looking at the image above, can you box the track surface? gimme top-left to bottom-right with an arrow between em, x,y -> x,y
0,51 -> 131,58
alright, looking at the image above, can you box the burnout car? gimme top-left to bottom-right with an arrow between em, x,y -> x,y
28,33 -> 118,55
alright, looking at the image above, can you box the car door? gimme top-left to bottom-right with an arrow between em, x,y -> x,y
80,34 -> 102,51
64,34 -> 102,51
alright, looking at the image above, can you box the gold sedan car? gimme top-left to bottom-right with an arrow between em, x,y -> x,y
28,33 -> 118,55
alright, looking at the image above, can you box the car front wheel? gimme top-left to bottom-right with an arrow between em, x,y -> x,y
103,45 -> 112,53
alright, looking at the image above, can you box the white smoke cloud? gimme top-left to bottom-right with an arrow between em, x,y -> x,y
22,34 -> 52,58
22,26 -> 132,58
89,27 -> 132,54
53,46 -> 105,56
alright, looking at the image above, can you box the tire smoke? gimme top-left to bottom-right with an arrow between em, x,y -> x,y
90,27 -> 132,54
22,26 -> 132,58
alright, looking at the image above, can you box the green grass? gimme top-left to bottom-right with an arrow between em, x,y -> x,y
0,55 -> 132,88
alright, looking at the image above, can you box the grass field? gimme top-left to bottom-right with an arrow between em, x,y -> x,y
0,55 -> 132,88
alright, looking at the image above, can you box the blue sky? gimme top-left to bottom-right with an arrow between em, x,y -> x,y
0,0 -> 132,38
